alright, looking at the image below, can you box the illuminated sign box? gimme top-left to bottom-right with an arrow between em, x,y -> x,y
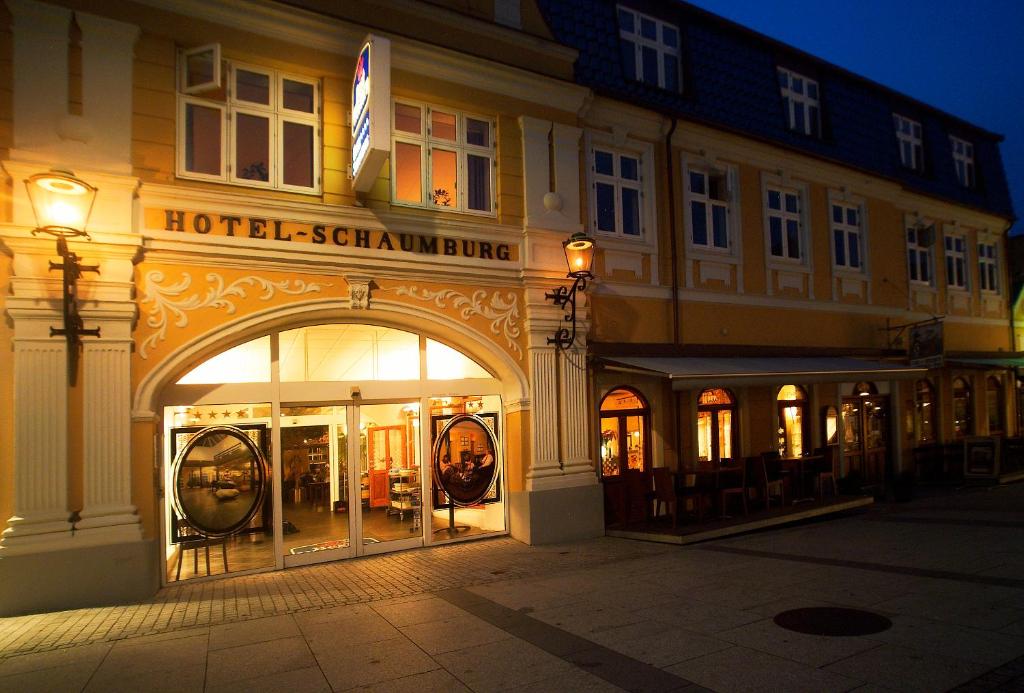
351,35 -> 391,193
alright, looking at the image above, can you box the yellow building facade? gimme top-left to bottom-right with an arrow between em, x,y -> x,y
0,0 -> 1016,614
0,0 -> 605,614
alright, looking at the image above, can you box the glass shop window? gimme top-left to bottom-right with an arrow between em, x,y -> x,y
987,376 -> 1004,435
914,379 -> 936,443
599,387 -> 649,477
777,385 -> 808,457
953,377 -> 973,439
698,387 -> 735,463
279,325 -> 420,381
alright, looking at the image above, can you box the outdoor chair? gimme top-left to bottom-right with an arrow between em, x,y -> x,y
815,446 -> 838,499
175,518 -> 228,580
718,458 -> 748,517
678,471 -> 711,523
760,452 -> 786,510
652,467 -> 677,527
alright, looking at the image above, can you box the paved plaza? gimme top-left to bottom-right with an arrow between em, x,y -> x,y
1,483 -> 1023,692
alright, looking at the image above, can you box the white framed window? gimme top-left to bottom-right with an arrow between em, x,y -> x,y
180,44 -> 221,94
589,145 -> 644,239
831,202 -> 863,271
979,241 -> 999,293
906,225 -> 934,285
177,54 -> 320,194
944,234 -> 968,290
950,136 -> 975,188
777,67 -> 820,137
390,99 -> 495,215
765,185 -> 803,261
686,167 -> 732,251
617,6 -> 680,91
894,114 -> 923,171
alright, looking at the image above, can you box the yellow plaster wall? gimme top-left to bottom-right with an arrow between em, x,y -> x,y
0,253 -> 12,528
504,409 -> 527,493
0,4 -> 11,163
132,263 -> 349,388
132,419 -> 158,540
591,295 -> 672,344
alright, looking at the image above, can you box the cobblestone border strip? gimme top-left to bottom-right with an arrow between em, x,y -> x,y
698,545 -> 1024,589
438,588 -> 709,692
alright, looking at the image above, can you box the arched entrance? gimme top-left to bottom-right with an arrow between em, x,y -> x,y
151,317 -> 519,583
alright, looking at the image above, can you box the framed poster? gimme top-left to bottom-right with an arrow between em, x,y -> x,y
169,423 -> 269,541
430,412 -> 501,507
964,436 -> 1000,478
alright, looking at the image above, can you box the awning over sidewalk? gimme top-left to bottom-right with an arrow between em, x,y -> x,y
947,357 -> 1024,369
599,356 -> 926,389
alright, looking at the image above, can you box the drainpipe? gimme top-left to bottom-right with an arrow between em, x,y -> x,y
665,116 -> 680,346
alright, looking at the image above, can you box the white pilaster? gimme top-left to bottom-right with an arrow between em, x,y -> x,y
7,0 -> 70,160
70,12 -> 140,173
559,345 -> 594,479
1,320 -> 72,554
527,348 -> 562,487
551,123 -> 583,230
75,339 -> 142,543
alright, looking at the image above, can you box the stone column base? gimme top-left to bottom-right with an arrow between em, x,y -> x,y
508,483 -> 604,545
0,538 -> 158,616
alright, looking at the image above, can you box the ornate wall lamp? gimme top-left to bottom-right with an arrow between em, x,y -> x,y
25,170 -> 100,384
545,231 -> 596,350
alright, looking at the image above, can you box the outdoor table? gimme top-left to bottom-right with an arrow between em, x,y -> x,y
780,454 -> 822,504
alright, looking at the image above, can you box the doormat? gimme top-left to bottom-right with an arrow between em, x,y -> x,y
773,607 -> 892,636
289,537 -> 381,554
290,539 -> 348,554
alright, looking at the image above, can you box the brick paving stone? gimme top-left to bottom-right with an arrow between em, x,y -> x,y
0,537 -> 666,658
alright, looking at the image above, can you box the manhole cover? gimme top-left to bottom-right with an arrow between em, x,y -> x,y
773,607 -> 892,636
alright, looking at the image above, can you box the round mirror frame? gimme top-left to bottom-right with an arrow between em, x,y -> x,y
170,424 -> 269,538
431,413 -> 500,507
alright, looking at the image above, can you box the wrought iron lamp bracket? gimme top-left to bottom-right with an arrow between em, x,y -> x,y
34,229 -> 101,382
545,274 -> 588,351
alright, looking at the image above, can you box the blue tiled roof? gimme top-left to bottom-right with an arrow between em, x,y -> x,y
537,0 -> 1014,219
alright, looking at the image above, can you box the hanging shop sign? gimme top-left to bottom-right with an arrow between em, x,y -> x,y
150,208 -> 517,261
431,414 -> 500,507
170,425 -> 269,539
909,320 -> 943,369
351,34 -> 391,193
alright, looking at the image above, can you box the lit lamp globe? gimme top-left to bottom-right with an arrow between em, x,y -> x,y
563,231 -> 595,279
25,170 -> 97,237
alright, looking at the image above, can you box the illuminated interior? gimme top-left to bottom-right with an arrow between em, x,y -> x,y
279,324 -> 419,381
599,388 -> 649,476
430,147 -> 457,207
915,379 -> 935,442
177,336 -> 271,384
777,384 -> 807,457
394,141 -> 421,203
697,387 -> 734,463
162,323 -> 504,583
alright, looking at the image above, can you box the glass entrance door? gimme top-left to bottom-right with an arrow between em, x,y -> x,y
356,401 -> 424,556
281,405 -> 352,566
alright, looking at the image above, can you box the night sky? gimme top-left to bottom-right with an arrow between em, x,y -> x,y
686,0 -> 1024,233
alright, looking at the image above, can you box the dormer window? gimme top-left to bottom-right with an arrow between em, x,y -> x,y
950,136 -> 975,187
617,6 -> 680,92
777,67 -> 820,137
894,114 -> 923,171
